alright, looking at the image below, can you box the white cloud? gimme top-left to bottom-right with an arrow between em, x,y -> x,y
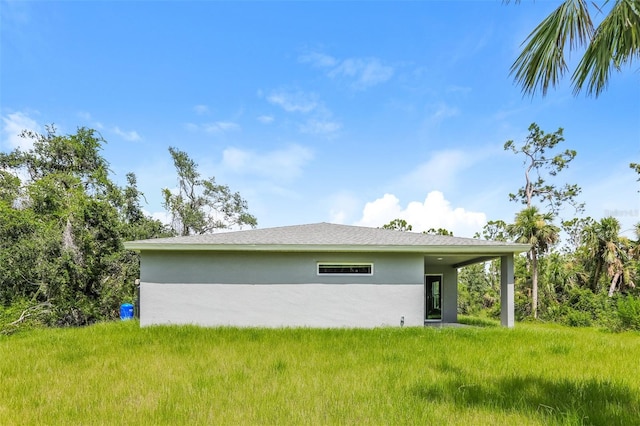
185,123 -> 200,132
257,115 -> 274,124
264,88 -> 340,137
76,111 -> 104,129
398,149 -> 476,194
185,121 -> 241,133
300,51 -> 394,90
77,111 -> 93,121
221,148 -> 250,170
298,52 -> 338,68
1,111 -> 40,150
221,144 -> 314,181
193,104 -> 209,115
299,119 -> 342,135
357,193 -> 403,225
147,210 -> 172,225
113,126 -> 141,142
326,191 -> 361,224
355,191 -> 487,237
331,210 -> 347,224
267,90 -> 318,113
204,121 -> 240,133
329,57 -> 394,89
446,85 -> 472,95
427,103 -> 459,124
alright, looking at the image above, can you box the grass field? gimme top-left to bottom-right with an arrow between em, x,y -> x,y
1,319 -> 639,425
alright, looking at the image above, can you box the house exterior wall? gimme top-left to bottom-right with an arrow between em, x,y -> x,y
141,251 -> 423,285
139,251 -> 428,328
140,251 -> 457,327
140,283 -> 424,327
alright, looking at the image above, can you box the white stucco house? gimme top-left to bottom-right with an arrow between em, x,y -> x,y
124,222 -> 529,328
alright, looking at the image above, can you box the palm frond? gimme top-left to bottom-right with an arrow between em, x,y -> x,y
573,0 -> 640,96
511,0 -> 594,96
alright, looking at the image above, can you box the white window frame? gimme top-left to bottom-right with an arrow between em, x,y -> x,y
317,262 -> 374,276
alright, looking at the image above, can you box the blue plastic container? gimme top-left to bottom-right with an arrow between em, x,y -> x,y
120,303 -> 134,320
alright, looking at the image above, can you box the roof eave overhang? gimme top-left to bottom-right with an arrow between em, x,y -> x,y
123,243 -> 531,254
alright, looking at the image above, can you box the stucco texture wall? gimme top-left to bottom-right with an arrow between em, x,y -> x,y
139,251 -> 457,327
140,283 -> 424,327
141,251 -> 424,285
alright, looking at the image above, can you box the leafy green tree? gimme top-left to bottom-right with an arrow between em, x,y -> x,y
0,126 -> 167,327
508,206 -> 560,318
6,127 -> 113,194
474,220 -> 508,241
509,0 -> 640,96
162,147 -> 257,236
0,170 -> 21,204
114,172 -> 173,241
631,162 -> 640,188
424,228 -> 453,236
458,221 -> 512,317
503,123 -> 583,319
0,201 -> 40,303
381,218 -> 413,231
550,218 -> 595,295
537,251 -> 586,319
458,262 -> 501,317
560,217 -> 595,253
504,122 -> 583,215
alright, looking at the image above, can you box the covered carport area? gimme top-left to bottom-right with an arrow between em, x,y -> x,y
423,246 -> 528,328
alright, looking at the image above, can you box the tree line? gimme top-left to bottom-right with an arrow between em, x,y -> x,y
0,126 -> 255,331
459,210 -> 639,331
385,122 -> 640,331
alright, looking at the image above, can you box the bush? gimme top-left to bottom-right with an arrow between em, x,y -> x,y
541,289 -> 616,328
617,296 -> 640,331
0,299 -> 50,334
514,291 -> 530,320
563,309 -> 592,327
561,288 -> 611,324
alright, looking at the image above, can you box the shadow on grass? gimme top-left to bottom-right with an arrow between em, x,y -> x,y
410,375 -> 639,424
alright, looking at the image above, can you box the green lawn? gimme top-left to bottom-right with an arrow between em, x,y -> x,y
1,320 -> 639,425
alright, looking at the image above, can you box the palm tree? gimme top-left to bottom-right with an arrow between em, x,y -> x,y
509,0 -> 640,97
508,207 -> 560,318
582,217 -> 620,291
606,235 -> 637,296
582,217 -> 637,295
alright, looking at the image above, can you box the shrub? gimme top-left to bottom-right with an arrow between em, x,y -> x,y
563,309 -> 592,327
617,296 -> 640,331
0,298 -> 50,334
564,288 -> 609,322
514,291 -> 530,320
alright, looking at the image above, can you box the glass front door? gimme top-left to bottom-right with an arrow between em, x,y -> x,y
425,275 -> 442,321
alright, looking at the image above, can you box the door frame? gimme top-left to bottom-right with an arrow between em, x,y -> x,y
424,274 -> 443,324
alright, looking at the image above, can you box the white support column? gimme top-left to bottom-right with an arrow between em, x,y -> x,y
500,255 -> 515,328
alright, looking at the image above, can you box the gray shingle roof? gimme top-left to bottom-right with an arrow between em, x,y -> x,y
124,222 -> 528,253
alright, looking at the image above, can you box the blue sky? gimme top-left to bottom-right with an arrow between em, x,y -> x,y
2,1 -> 639,237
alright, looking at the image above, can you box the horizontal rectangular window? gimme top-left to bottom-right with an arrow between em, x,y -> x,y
317,263 -> 373,275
